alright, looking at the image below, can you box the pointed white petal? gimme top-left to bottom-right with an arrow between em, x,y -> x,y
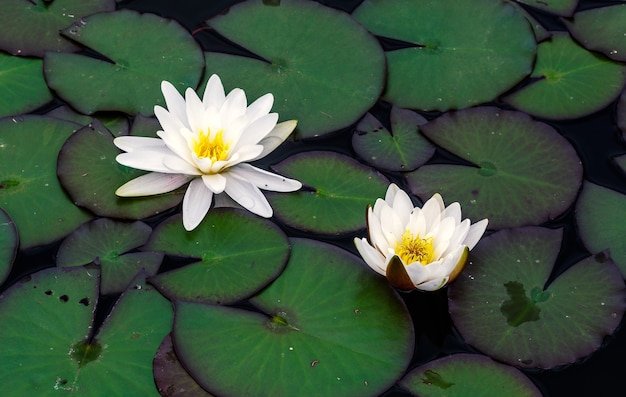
201,173 -> 227,193
407,209 -> 427,237
246,93 -> 274,121
228,164 -> 301,192
162,155 -> 201,175
392,187 -> 414,221
416,276 -> 449,291
354,238 -> 387,275
464,218 -> 488,250
404,262 -> 429,286
379,204 -> 404,245
182,178 -> 213,231
221,88 -> 247,125
421,194 -> 444,233
185,87 -> 208,134
224,177 -> 272,217
154,106 -> 187,138
115,173 -> 191,196
431,216 -> 457,258
116,151 -> 176,173
113,136 -> 165,153
367,209 -> 389,253
251,120 -> 298,161
442,201 -> 462,225
384,183 -> 401,205
156,128 -> 195,165
161,81 -> 188,127
233,113 -> 278,151
202,74 -> 226,109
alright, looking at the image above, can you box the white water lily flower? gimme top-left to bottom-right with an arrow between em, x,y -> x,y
113,74 -> 302,231
354,184 -> 488,291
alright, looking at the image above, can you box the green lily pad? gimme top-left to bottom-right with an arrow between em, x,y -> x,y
204,0 -> 385,138
352,106 -> 435,172
0,267 -> 173,395
565,4 -> 626,62
0,208 -> 18,285
127,113 -> 160,138
503,32 -> 626,120
513,0 -> 578,16
353,0 -> 535,111
47,106 -> 129,137
44,9 -> 204,115
400,353 -> 541,397
266,151 -> 389,235
144,208 -> 289,304
57,218 -> 163,295
507,1 -> 551,42
0,52 -> 52,118
57,120 -> 184,220
0,0 -> 115,56
448,227 -> 626,369
0,115 -> 93,249
153,334 -> 214,397
173,238 -> 413,397
576,181 -> 626,278
406,107 -> 582,229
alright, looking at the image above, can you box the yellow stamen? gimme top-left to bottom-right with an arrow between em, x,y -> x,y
192,129 -> 229,162
395,230 -> 435,265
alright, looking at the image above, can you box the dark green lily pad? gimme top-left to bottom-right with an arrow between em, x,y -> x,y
204,0 -> 385,139
353,0 -> 535,111
57,120 -> 184,220
57,218 -> 162,294
0,208 -> 18,285
406,107 -> 582,229
504,32 -> 626,120
352,106 -> 434,172
127,113 -> 160,138
173,238 -> 413,397
44,9 -> 204,115
400,353 -> 541,397
448,227 -> 626,369
513,0 -> 578,16
47,106 -> 129,137
507,1 -> 551,42
0,0 -> 115,56
0,52 -> 52,118
266,151 -> 389,235
0,267 -> 173,395
144,208 -> 289,304
565,4 -> 626,61
0,115 -> 93,249
576,181 -> 626,278
153,334 -> 214,397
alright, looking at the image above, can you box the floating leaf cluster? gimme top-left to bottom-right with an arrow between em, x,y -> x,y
0,0 -> 625,396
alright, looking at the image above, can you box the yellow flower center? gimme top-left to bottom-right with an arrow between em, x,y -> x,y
395,230 -> 435,265
192,129 -> 229,162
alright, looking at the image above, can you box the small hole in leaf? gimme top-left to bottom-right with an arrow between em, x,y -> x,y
45,290 -> 53,296
79,297 -> 90,306
59,295 -> 69,303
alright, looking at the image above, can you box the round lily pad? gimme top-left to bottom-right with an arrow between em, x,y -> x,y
144,208 -> 289,304
576,181 -> 626,278
400,353 -> 541,397
57,218 -> 163,295
508,2 -> 551,42
173,238 -> 414,397
266,151 -> 389,235
0,52 -> 52,118
352,106 -> 435,172
448,227 -> 626,369
513,0 -> 577,17
204,0 -> 385,138
0,267 -> 173,395
0,0 -> 115,56
47,106 -> 129,137
44,9 -> 204,115
57,119 -> 184,220
353,0 -> 535,111
406,107 -> 582,229
0,115 -> 93,249
0,208 -> 18,286
565,4 -> 626,62
503,32 -> 626,120
153,334 -> 214,397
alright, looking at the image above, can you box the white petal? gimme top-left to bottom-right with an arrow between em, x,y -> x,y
201,173 -> 227,193
367,208 -> 389,253
421,193 -> 444,232
391,186 -> 414,221
371,197 -> 388,219
185,87 -> 209,134
379,204 -> 404,246
228,164 -> 301,192
116,173 -> 191,196
431,216 -> 457,258
416,277 -> 449,291
182,178 -> 213,231
157,127 -> 195,165
407,209 -> 426,237
154,106 -> 187,138
384,183 -> 401,205
221,144 -> 264,167
114,136 -> 165,153
224,177 -> 272,217
438,246 -> 465,276
252,120 -> 298,161
246,93 -> 274,121
162,155 -> 202,175
232,113 -> 278,151
161,81 -> 188,128
444,219 -> 471,256
404,262 -> 430,286
464,218 -> 488,250
116,151 -> 178,173
221,88 -> 247,126
442,201 -> 462,225
354,238 -> 387,276
202,74 -> 226,109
